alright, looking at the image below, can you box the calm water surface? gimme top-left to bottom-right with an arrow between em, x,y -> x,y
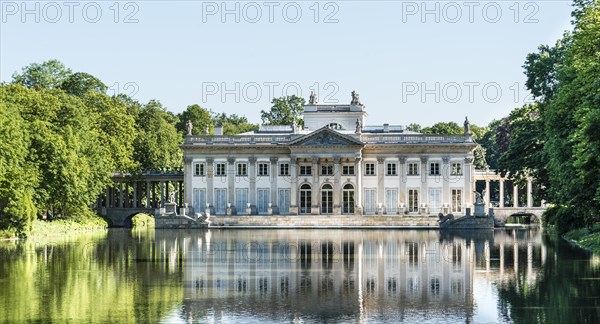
1,228 -> 599,323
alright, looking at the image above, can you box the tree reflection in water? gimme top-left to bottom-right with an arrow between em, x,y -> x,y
1,228 -> 599,323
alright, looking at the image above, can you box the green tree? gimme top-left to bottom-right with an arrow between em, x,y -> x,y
0,85 -> 109,220
421,122 -> 462,135
405,123 -> 422,132
60,72 -> 108,97
0,94 -> 37,236
177,104 -> 213,135
478,119 -> 503,169
497,103 -> 548,201
133,100 -> 182,170
82,91 -> 137,172
260,95 -> 305,126
12,60 -> 72,90
211,112 -> 258,135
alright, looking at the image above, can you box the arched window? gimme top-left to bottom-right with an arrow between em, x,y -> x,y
343,184 -> 355,214
321,184 -> 333,214
300,184 -> 311,214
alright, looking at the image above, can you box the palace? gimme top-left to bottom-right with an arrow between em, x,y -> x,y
181,92 -> 477,217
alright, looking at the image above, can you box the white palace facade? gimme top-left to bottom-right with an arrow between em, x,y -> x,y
182,93 -> 477,217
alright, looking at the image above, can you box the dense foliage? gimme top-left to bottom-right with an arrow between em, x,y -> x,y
0,61 -> 255,237
499,0 -> 600,232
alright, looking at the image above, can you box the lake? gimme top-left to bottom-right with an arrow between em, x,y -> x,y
1,228 -> 599,323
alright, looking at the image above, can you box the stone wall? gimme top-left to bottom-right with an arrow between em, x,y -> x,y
209,215 -> 440,228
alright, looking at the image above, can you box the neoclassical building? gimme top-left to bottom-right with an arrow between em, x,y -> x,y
182,92 -> 477,217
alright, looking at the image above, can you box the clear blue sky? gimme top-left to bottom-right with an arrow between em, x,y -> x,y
1,0 -> 574,126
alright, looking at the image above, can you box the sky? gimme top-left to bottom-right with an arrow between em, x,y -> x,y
0,0 -> 575,126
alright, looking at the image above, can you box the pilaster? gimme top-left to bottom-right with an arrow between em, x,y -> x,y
270,156 -> 279,214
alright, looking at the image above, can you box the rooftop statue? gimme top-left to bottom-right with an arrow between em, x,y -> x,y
187,120 -> 193,136
464,116 -> 471,135
351,90 -> 362,106
309,91 -> 318,105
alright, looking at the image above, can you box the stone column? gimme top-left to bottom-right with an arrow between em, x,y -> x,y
377,157 -> 385,210
513,182 -> 519,208
106,187 -> 111,208
206,158 -> 214,209
118,182 -> 124,208
485,180 -> 490,214
133,181 -> 138,208
311,156 -> 320,214
355,156 -> 363,215
125,182 -> 129,208
398,157 -> 406,213
499,179 -> 504,208
289,156 -> 298,215
420,156 -> 429,215
333,156 -> 341,214
464,157 -> 473,208
165,182 -> 169,206
160,181 -> 165,207
442,156 -> 450,211
146,181 -> 151,208
180,156 -> 192,210
527,178 -> 533,208
270,157 -> 279,214
248,157 -> 257,214
152,182 -> 156,208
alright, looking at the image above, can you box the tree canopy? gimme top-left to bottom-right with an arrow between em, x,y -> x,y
260,95 -> 305,126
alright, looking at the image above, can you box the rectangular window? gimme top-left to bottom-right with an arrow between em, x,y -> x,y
451,162 -> 462,175
385,189 -> 398,214
257,188 -> 269,213
214,188 -> 227,214
279,189 -> 290,214
321,164 -> 333,176
235,188 -> 248,213
300,165 -> 312,176
408,189 -> 419,213
429,188 -> 441,213
216,163 -> 226,176
365,163 -> 376,176
386,163 -> 397,176
236,163 -> 247,176
342,164 -> 355,175
279,163 -> 289,176
194,163 -> 205,176
452,189 -> 462,213
193,189 -> 206,213
430,162 -> 440,176
407,162 -> 419,176
364,189 -> 377,214
258,163 -> 269,176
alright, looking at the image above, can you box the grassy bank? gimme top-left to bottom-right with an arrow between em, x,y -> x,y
0,216 -> 108,240
563,224 -> 600,254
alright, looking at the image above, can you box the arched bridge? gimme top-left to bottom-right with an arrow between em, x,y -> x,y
96,168 -> 184,227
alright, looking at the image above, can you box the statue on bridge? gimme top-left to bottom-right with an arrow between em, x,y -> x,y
168,190 -> 178,205
474,190 -> 485,205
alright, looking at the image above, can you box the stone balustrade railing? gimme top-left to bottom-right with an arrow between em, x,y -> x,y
183,134 -> 472,145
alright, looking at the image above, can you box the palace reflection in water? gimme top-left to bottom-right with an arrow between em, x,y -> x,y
2,229 -> 599,323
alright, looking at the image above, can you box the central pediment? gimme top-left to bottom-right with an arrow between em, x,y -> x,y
289,127 -> 364,147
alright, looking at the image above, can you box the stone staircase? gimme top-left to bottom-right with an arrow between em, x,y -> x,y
209,215 -> 440,228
